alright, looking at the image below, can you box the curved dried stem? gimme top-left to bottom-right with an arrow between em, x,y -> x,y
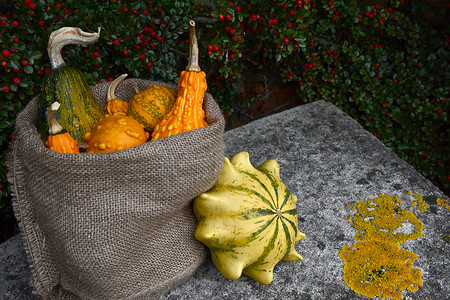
48,27 -> 101,69
47,102 -> 63,134
107,74 -> 128,101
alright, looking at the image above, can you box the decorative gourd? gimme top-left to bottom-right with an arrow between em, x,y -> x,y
193,152 -> 305,285
84,112 -> 149,153
151,20 -> 207,140
126,84 -> 177,131
45,102 -> 80,154
104,74 -> 129,114
37,27 -> 105,143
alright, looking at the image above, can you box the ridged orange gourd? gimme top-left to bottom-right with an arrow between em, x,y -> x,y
46,102 -> 80,154
151,20 -> 207,140
104,74 -> 129,114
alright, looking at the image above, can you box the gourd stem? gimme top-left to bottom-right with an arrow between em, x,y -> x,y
186,20 -> 201,72
107,74 -> 128,101
48,27 -> 101,69
133,85 -> 140,94
47,102 -> 63,134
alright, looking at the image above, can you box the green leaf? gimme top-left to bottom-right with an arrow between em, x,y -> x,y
24,65 -> 33,74
9,60 -> 20,69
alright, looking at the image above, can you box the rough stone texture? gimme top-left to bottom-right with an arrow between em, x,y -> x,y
1,100 -> 449,299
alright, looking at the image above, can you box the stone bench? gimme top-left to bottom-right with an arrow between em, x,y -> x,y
1,100 -> 448,299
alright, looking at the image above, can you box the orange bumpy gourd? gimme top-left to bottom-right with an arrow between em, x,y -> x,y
127,84 -> 177,131
46,102 -> 80,154
151,20 -> 208,140
104,74 -> 129,114
84,112 -> 149,153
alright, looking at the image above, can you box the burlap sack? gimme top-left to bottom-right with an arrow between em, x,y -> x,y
7,79 -> 225,299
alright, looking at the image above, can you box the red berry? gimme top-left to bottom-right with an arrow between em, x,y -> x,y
437,109 -> 442,114
373,132 -> 377,136
219,14 -> 224,20
283,37 -> 290,44
393,79 -> 398,84
3,86 -> 9,92
213,45 -> 219,51
235,6 -> 241,12
2,49 -> 11,58
92,51 -> 99,58
207,45 -> 213,51
382,103 -> 387,108
20,59 -> 28,66
423,152 -> 428,157
139,54 -> 145,60
375,62 -> 379,68
122,49 -> 129,56
146,61 -> 153,67
1,61 -> 6,67
225,13 -> 232,20
13,77 -> 20,85
56,3 -> 62,9
38,20 -> 44,27
385,112 -> 390,116
113,39 -> 120,45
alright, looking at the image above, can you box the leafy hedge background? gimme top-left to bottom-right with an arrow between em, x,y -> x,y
0,0 -> 448,242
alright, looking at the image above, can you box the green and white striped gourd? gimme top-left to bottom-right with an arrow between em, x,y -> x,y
193,151 -> 305,285
37,27 -> 104,143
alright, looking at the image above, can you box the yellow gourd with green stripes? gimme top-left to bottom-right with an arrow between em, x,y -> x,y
193,152 -> 305,285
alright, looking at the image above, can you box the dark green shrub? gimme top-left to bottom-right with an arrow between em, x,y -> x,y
1,0 -> 448,241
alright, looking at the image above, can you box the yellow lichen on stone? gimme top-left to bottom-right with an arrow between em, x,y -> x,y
339,239 -> 422,300
437,198 -> 450,212
340,240 -> 422,299
409,193 -> 429,213
340,194 -> 424,299
350,194 -> 424,244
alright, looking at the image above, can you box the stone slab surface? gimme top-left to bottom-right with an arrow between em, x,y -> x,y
1,100 -> 449,299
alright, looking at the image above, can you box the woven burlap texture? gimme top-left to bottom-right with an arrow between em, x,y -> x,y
7,79 -> 225,300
